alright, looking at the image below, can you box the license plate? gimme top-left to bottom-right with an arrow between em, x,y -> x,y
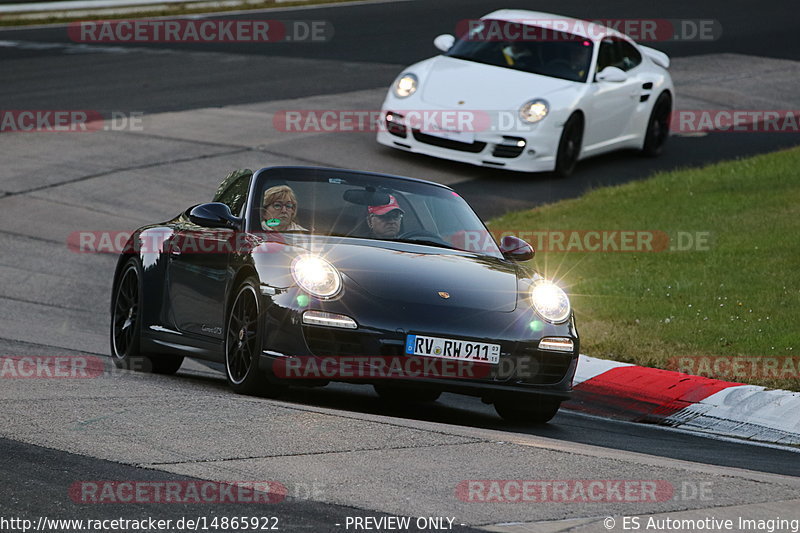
405,334 -> 500,364
425,128 -> 476,145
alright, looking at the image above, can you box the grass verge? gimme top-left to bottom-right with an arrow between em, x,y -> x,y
489,147 -> 800,390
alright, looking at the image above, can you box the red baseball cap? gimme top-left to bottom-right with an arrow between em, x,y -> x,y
368,195 -> 405,216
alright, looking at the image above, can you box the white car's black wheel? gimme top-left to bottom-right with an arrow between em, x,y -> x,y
554,114 -> 583,177
111,259 -> 183,374
641,92 -> 672,157
494,397 -> 561,424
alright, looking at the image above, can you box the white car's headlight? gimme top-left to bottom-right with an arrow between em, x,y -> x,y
393,73 -> 418,98
291,255 -> 342,299
530,279 -> 571,323
519,99 -> 549,123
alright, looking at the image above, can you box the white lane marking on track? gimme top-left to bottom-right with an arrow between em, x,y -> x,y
572,354 -> 633,385
665,385 -> 800,445
0,39 -> 175,54
0,0 -> 414,30
567,409 -> 800,455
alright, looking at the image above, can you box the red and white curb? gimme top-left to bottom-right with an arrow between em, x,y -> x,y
563,355 -> 800,446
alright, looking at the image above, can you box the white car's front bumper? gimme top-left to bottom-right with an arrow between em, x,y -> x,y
376,105 -> 564,173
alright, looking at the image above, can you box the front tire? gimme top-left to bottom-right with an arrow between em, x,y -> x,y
225,278 -> 277,396
494,397 -> 561,424
641,92 -> 672,157
554,113 -> 583,178
110,258 -> 183,374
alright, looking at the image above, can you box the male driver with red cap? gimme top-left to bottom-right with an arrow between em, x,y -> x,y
367,195 -> 404,239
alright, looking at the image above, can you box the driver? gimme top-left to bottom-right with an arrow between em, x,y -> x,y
366,195 -> 404,239
501,42 -> 532,67
569,42 -> 591,79
262,185 -> 307,232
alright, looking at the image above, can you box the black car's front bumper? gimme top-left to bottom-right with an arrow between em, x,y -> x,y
257,287 -> 579,401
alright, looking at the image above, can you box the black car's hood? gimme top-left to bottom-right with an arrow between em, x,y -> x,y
322,242 -> 519,312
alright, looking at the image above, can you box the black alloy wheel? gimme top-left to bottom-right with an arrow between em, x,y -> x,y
554,114 -> 584,177
111,260 -> 141,365
642,92 -> 672,157
225,279 -> 275,395
111,259 -> 183,374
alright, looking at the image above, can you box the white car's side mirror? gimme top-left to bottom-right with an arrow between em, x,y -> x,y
433,34 -> 455,52
596,66 -> 628,82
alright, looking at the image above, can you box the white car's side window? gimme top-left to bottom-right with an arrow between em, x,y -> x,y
597,38 -> 642,73
597,39 -> 618,72
618,40 -> 643,71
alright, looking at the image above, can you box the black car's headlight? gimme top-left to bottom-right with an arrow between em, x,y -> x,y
530,279 -> 571,323
519,99 -> 549,123
393,73 -> 418,98
291,255 -> 342,299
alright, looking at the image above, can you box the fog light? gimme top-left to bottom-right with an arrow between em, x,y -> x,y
385,112 -> 407,137
499,136 -> 526,147
302,311 -> 357,329
539,337 -> 574,353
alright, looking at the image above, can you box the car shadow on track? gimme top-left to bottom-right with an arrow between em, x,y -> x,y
175,362 -> 572,438
168,361 -> 800,477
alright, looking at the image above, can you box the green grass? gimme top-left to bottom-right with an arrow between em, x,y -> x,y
489,147 -> 800,390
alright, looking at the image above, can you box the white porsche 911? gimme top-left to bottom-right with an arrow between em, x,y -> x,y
376,9 -> 674,176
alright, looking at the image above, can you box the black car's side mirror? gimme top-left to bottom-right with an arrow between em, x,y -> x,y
188,202 -> 241,230
499,235 -> 534,261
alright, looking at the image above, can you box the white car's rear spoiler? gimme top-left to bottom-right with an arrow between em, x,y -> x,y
640,46 -> 670,69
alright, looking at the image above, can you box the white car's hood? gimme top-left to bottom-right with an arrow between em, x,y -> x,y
420,56 -> 577,108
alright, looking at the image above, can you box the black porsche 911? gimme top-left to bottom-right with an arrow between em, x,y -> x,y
110,166 -> 579,423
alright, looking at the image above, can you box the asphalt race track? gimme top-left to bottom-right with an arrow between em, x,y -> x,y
2,0 -> 800,531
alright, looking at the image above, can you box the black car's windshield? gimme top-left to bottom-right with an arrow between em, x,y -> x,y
248,167 -> 502,258
447,19 -> 593,82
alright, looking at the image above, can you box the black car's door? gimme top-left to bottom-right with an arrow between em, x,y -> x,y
166,225 -> 233,339
166,170 -> 253,340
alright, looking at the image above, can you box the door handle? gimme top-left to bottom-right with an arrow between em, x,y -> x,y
168,240 -> 182,256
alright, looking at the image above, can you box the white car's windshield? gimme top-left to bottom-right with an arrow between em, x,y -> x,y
447,19 -> 593,82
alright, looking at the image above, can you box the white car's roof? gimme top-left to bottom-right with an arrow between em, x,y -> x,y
480,9 -> 627,41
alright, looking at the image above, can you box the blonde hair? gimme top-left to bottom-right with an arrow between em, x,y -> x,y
263,185 -> 298,208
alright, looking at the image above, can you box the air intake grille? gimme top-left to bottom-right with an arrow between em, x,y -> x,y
492,137 -> 525,158
303,327 -> 365,357
412,130 -> 487,153
511,347 -> 573,385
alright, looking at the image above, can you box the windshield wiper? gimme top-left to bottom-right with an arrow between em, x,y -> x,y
393,238 -> 459,250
